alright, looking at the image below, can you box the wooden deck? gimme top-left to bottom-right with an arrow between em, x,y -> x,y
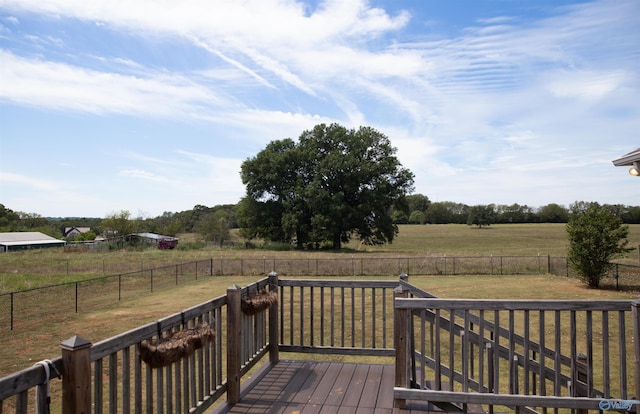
210,360 -> 484,414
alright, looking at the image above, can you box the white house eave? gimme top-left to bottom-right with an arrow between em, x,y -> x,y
612,148 -> 640,166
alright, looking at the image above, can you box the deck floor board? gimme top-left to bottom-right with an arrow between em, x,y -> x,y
209,360 -> 483,414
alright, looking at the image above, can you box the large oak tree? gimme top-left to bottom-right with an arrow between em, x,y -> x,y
238,123 -> 415,249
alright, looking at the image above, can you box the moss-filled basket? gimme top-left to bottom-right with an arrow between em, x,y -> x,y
140,324 -> 215,369
241,290 -> 278,315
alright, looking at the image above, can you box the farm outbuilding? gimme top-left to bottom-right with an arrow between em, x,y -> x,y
63,226 -> 92,238
0,232 -> 66,252
129,233 -> 179,250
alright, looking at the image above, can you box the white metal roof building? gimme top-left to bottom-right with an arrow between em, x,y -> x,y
0,232 -> 66,252
131,233 -> 179,249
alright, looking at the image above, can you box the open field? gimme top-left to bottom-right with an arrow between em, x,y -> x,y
1,223 -> 639,375
1,223 -> 639,292
351,223 -> 574,255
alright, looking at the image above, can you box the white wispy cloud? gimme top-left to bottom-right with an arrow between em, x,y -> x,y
0,50 -> 225,117
119,169 -> 171,182
176,150 -> 244,193
545,69 -> 629,100
3,15 -> 19,24
0,172 -> 60,191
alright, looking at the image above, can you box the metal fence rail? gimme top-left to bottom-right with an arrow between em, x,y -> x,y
0,258 -> 214,332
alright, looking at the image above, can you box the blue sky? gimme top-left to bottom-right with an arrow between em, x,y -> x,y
0,0 -> 638,218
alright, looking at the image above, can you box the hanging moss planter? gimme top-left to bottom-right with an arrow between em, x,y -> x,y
241,290 -> 278,315
140,324 -> 215,369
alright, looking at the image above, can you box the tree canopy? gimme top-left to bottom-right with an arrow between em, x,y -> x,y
466,204 -> 497,228
566,202 -> 632,288
238,123 -> 415,249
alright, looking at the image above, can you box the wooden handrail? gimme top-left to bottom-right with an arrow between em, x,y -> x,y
394,297 -> 638,412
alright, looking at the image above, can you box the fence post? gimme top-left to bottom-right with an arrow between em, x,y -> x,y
60,335 -> 92,414
394,284 -> 410,409
10,292 -> 14,330
547,255 -> 551,274
632,300 -> 640,414
227,285 -> 242,404
268,272 -> 279,364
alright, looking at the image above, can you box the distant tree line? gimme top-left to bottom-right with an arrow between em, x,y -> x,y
1,199 -> 639,243
0,203 -> 238,243
392,197 -> 640,227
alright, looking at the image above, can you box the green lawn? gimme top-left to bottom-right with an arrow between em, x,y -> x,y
352,223 -> 640,258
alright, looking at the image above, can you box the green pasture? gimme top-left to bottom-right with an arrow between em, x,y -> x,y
352,223 -> 573,255
1,223 -> 638,293
356,223 -> 640,257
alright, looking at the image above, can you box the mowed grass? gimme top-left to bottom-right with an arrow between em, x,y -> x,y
352,223 -> 640,258
1,272 -> 638,376
1,223 -> 639,374
1,223 -> 639,292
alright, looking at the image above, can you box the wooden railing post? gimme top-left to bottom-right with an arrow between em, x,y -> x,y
268,271 -> 279,364
394,284 -> 410,409
574,353 -> 589,414
633,300 -> 640,414
227,285 -> 242,404
60,335 -> 92,414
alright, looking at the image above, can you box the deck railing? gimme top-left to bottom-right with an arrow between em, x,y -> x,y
0,276 -> 274,414
1,274 -> 639,414
393,289 -> 640,413
277,279 -> 398,357
81,292 -> 228,414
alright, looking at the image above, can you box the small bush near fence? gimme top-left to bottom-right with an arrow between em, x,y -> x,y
1,256 -> 638,332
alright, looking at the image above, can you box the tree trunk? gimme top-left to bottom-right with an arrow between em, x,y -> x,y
333,234 -> 341,250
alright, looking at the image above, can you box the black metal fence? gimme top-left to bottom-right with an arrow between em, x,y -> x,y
1,256 -> 638,332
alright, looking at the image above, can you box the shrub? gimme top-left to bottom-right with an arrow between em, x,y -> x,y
566,202 -> 632,288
